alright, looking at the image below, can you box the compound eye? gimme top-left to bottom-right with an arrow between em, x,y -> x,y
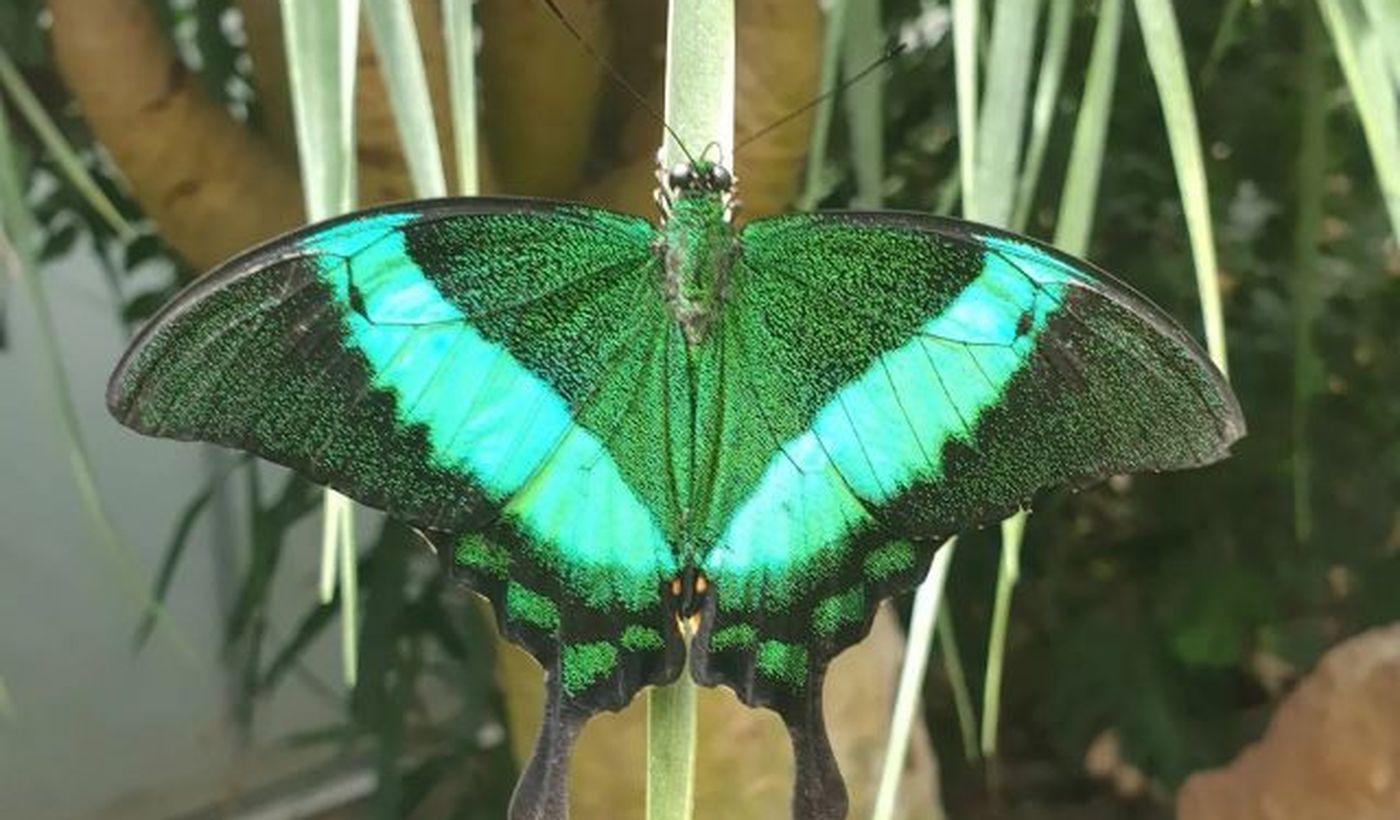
709,165 -> 732,191
667,163 -> 693,190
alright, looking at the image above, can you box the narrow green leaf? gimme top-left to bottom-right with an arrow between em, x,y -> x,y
960,0 -> 1046,767
366,0 -> 448,198
1011,0 -> 1074,232
1053,0 -> 1124,253
1320,0 -> 1400,241
1360,0 -> 1400,90
843,0 -> 885,208
1132,0 -> 1231,374
871,539 -> 956,820
937,598 -> 979,761
797,0 -> 849,211
280,0 -> 363,686
443,0 -> 481,195
952,0 -> 981,214
133,455 -> 249,649
980,513 -> 1024,756
0,674 -> 14,719
0,47 -> 136,242
971,0 -> 1043,224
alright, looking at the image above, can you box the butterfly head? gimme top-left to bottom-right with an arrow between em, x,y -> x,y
665,159 -> 734,199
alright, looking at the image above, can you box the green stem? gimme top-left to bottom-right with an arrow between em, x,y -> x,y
280,0 -> 362,686
980,513 -> 1024,757
871,539 -> 956,820
937,597 -> 979,761
648,3 -> 734,818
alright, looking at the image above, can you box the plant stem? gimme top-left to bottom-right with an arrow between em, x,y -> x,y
280,0 -> 362,686
872,539 -> 956,820
647,3 -> 734,818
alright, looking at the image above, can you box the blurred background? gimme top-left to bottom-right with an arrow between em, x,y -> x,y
1,1 -> 1397,818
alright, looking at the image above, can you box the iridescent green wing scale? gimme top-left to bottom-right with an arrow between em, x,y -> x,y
691,211 -> 1245,819
106,199 -> 685,819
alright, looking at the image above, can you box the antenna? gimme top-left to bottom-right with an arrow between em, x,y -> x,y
540,0 -> 697,163
735,42 -> 907,153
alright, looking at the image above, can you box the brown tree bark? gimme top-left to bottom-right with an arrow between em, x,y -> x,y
47,0 -> 303,272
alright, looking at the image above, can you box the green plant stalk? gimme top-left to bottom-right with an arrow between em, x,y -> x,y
1293,3 -> 1326,544
972,0 -> 1043,225
1319,0 -> 1400,242
1011,0 -> 1074,233
0,47 -> 136,242
1362,0 -> 1400,88
1133,0 -> 1231,375
1053,0 -> 1124,253
980,513 -> 1023,757
366,0 -> 448,198
648,4 -> 734,818
797,0 -> 848,212
843,0 -> 885,209
964,0 -> 1044,766
0,94 -> 193,662
281,0 -> 362,686
871,539 -> 956,820
952,0 -> 981,215
937,597 -> 979,761
973,0 -> 1122,757
443,0 -> 480,195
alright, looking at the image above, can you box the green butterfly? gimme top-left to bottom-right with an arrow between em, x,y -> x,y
108,157 -> 1243,819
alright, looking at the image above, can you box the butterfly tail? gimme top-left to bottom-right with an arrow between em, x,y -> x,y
509,669 -> 586,820
786,665 -> 849,820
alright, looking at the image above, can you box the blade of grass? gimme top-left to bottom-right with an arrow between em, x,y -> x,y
281,0 -> 363,686
133,455 -> 249,649
980,512 -> 1023,757
1053,0 -> 1124,253
1011,0 -> 1074,233
952,0 -> 981,215
971,0 -> 1043,225
1320,0 -> 1400,241
962,0 -> 1044,771
797,0 -> 849,211
937,597 -> 979,761
974,5 -> 1124,757
649,4 -> 735,817
1132,0 -> 1231,374
442,0 -> 480,195
843,0 -> 885,208
0,94 -> 193,662
0,47 -> 136,242
871,539 -> 956,820
366,0 -> 448,198
1360,0 -> 1400,89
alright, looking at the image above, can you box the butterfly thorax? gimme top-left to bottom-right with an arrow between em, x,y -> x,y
657,163 -> 738,345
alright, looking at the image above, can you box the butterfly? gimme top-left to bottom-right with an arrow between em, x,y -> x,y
108,156 -> 1244,819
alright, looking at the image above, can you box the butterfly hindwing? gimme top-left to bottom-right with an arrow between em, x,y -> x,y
107,198 -> 687,816
690,211 -> 1244,818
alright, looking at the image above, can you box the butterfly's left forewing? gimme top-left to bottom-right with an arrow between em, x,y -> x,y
108,199 -> 685,816
693,211 -> 1244,819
